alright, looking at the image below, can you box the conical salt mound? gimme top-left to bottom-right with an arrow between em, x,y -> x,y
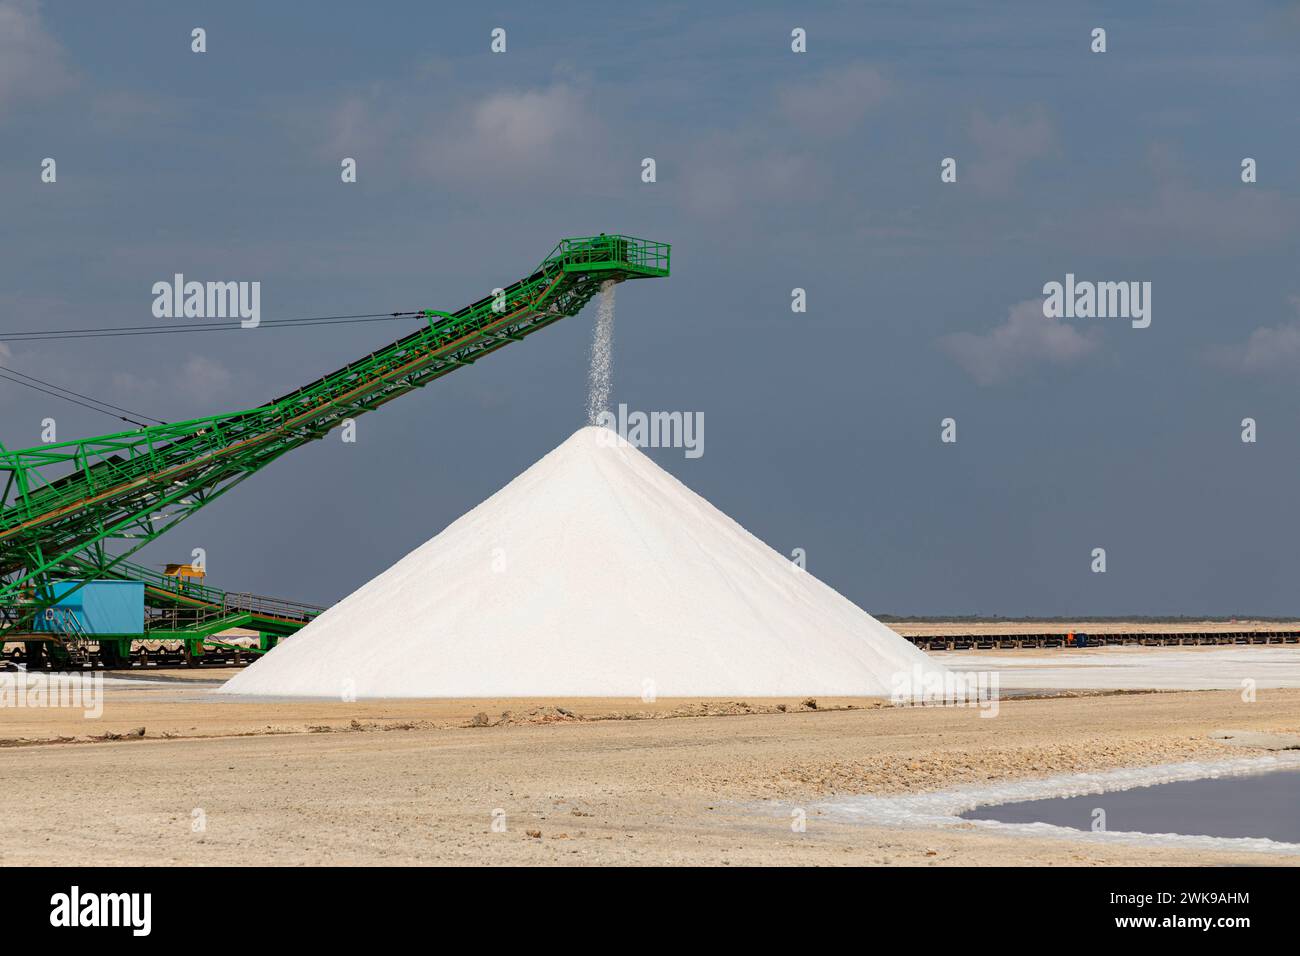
220,427 -> 948,698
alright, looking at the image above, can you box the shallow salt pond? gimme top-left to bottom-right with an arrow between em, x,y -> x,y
962,767 -> 1300,843
805,754 -> 1300,854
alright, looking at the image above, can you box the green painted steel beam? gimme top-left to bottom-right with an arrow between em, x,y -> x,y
0,235 -> 669,627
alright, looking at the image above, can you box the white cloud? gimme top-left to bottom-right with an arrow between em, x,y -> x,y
1207,296 -> 1300,373
1066,147 -> 1297,254
321,86 -> 398,160
777,62 -> 889,136
110,370 -> 152,396
417,81 -> 611,191
680,130 -> 824,217
116,357 -> 237,409
1111,182 -> 1293,248
0,0 -> 73,116
472,85 -> 586,154
307,77 -> 612,195
939,299 -> 1099,386
90,90 -> 184,134
177,356 -> 233,402
967,109 -> 1054,196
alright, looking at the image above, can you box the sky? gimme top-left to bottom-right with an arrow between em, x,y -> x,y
1,1 -> 1298,616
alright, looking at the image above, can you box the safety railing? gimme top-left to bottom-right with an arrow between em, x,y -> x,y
222,591 -> 323,622
550,235 -> 670,275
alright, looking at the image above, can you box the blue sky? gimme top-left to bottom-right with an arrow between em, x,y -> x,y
1,1 -> 1298,615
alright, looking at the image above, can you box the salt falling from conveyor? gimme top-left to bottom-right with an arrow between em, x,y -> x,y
585,280 -> 616,425
219,428 -> 948,698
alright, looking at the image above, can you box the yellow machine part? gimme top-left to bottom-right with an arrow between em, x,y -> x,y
163,563 -> 206,579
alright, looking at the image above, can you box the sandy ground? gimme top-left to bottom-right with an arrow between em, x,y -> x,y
1,669 -> 1297,866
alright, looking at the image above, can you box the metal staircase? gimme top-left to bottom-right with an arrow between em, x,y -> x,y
39,605 -> 91,665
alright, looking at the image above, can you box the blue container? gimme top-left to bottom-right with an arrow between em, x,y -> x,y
33,580 -> 145,636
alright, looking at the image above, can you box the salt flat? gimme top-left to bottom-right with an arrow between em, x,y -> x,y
935,645 -> 1300,690
2,683 -> 1296,866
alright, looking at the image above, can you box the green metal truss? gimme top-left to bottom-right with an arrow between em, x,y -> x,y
0,234 -> 670,634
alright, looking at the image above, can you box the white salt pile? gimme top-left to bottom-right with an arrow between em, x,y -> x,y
220,428 -> 948,698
